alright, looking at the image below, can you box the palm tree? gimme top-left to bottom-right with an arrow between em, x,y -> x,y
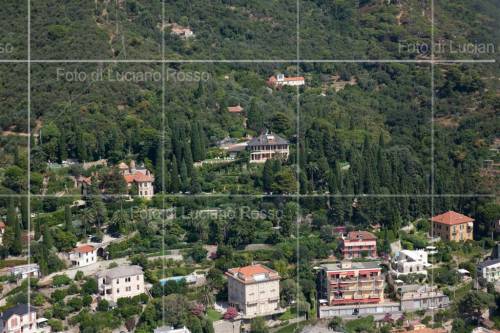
80,208 -> 96,236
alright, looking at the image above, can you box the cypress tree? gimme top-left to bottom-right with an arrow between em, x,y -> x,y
262,160 -> 273,192
39,254 -> 49,276
20,197 -> 29,230
170,157 -> 180,193
11,217 -> 22,255
180,160 -> 189,192
6,198 -> 17,227
190,168 -> 202,194
64,205 -> 74,233
191,123 -> 203,162
42,226 -> 54,250
183,142 -> 194,177
199,125 -> 206,160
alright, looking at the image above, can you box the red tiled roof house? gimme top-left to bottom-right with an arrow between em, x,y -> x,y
225,264 -> 282,318
431,211 -> 474,242
267,73 -> 305,88
119,160 -> 155,199
68,244 -> 97,267
341,231 -> 378,259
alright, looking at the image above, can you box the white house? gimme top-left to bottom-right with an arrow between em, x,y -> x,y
247,131 -> 289,163
268,74 -> 305,87
392,250 -> 431,276
169,24 -> 194,39
97,265 -> 145,303
477,259 -> 500,283
68,245 -> 97,267
10,264 -> 40,280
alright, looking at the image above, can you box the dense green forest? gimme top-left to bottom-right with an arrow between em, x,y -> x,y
0,1 -> 498,215
0,1 -> 498,332
0,0 -> 498,228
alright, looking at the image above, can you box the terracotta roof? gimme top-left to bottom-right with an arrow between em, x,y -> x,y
73,245 -> 95,253
124,171 -> 154,183
227,105 -> 244,113
226,264 -> 280,283
268,75 -> 305,83
431,211 -> 474,225
230,264 -> 272,277
346,231 -> 377,241
284,76 -> 305,82
133,171 -> 154,182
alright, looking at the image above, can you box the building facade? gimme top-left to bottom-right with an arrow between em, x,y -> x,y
120,160 -> 155,199
225,264 -> 281,318
268,74 -> 305,87
247,132 -> 289,163
10,264 -> 40,280
392,250 -> 431,276
319,261 -> 384,307
97,265 -> 145,303
400,285 -> 450,311
0,304 -> 39,333
68,245 -> 97,267
477,259 -> 500,283
341,231 -> 378,259
431,211 -> 474,242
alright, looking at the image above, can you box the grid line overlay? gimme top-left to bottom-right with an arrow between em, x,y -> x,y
27,0 -> 32,315
296,0 -> 301,330
162,0 -> 167,326
7,0 -> 494,330
430,0 -> 436,323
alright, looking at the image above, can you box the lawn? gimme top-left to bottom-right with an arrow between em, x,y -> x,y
207,308 -> 223,321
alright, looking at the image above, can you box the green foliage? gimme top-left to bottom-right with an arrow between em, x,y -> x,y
250,317 -> 269,333
97,299 -> 110,312
52,274 -> 72,287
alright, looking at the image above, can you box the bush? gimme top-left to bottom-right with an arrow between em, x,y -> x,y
82,294 -> 93,307
97,299 -> 109,312
52,274 -> 72,287
74,271 -> 84,281
48,319 -> 64,332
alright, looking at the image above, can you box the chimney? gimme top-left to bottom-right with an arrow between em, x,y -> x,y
130,160 -> 136,173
